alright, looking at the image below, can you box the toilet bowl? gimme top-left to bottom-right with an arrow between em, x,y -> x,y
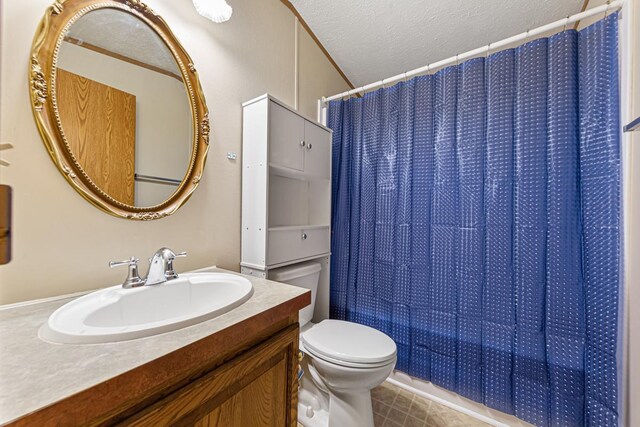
269,262 -> 397,427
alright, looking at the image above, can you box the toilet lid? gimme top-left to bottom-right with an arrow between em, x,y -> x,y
301,320 -> 397,365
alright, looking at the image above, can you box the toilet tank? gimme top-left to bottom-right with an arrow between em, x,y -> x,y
269,261 -> 321,326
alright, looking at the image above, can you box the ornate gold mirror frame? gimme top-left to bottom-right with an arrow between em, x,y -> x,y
30,0 -> 210,220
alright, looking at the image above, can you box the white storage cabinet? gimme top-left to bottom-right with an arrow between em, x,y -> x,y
241,94 -> 332,294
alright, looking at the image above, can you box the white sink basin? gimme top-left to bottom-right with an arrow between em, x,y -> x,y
40,272 -> 254,344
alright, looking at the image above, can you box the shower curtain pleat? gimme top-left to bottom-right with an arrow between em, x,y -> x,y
409,75 -> 435,379
391,80 -> 415,373
483,48 -> 516,416
578,15 -> 620,426
513,37 -> 550,426
430,65 -> 460,391
329,99 -> 349,320
456,58 -> 486,404
547,30 -> 585,427
328,14 -> 620,427
355,90 -> 382,328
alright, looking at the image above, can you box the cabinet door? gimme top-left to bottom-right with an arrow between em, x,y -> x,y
195,359 -> 286,426
303,121 -> 331,179
269,101 -> 305,171
121,326 -> 299,427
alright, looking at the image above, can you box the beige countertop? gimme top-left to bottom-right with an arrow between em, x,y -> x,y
0,267 -> 308,426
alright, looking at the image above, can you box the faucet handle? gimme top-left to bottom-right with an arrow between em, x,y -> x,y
165,251 -> 186,281
109,257 -> 138,268
109,256 -> 145,288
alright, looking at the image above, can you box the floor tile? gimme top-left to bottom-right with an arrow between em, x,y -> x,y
405,414 -> 427,427
372,383 -> 400,402
386,407 -> 408,424
382,418 -> 404,427
408,399 -> 430,420
373,399 -> 392,417
374,412 -> 387,426
393,392 -> 413,413
427,411 -> 466,427
367,381 -> 491,427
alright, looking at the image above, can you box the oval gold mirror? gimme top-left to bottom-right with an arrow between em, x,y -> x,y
30,0 -> 209,220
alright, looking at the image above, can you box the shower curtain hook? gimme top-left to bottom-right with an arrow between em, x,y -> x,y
404,72 -> 409,83
563,16 -> 570,32
486,42 -> 492,58
525,28 -> 530,45
604,0 -> 611,18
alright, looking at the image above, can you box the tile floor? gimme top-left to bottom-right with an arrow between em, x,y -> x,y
371,382 -> 490,427
298,381 -> 491,427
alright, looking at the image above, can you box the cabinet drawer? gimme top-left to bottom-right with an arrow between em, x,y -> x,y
267,226 -> 329,265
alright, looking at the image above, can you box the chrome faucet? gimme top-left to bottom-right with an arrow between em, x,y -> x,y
146,247 -> 187,285
110,248 -> 186,288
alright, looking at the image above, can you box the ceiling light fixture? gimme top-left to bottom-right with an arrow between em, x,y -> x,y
192,0 -> 233,23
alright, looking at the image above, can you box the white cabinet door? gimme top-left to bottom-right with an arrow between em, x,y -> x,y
303,121 -> 331,179
269,101 -> 305,171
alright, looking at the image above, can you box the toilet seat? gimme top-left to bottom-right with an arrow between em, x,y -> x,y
301,320 -> 397,368
302,344 -> 396,368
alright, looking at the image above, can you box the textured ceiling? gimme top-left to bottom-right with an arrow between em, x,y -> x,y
66,9 -> 180,75
290,0 -> 585,88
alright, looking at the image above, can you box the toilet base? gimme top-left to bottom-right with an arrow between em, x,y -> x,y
298,390 -> 374,427
297,367 -> 331,427
297,402 -> 329,427
328,389 -> 374,427
297,357 -> 378,427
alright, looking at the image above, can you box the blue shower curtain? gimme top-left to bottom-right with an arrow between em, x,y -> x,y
328,14 -> 620,427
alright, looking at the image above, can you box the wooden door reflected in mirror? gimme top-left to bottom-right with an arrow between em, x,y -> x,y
57,69 -> 136,205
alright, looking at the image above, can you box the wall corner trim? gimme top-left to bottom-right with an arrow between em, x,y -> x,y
280,0 -> 356,91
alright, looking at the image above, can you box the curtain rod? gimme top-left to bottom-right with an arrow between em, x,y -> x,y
323,0 -> 624,103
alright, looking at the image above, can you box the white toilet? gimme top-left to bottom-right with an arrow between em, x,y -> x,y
269,261 -> 397,427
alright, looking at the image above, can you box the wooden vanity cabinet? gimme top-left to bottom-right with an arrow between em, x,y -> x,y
9,313 -> 303,427
121,325 -> 299,427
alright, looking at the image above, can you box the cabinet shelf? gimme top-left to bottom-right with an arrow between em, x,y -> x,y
268,224 -> 330,232
269,164 -> 330,182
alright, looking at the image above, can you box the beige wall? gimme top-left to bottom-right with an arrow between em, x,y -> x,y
0,0 -> 349,304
